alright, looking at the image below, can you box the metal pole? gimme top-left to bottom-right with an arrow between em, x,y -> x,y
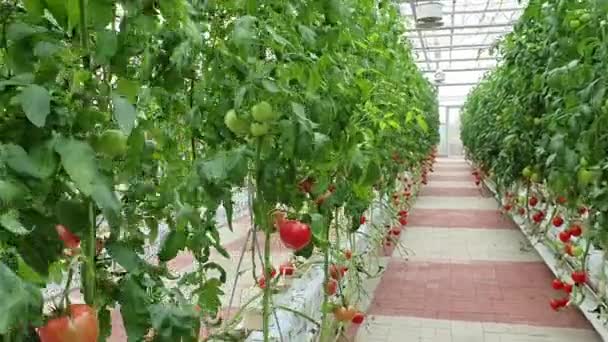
416,56 -> 496,63
413,43 -> 492,50
408,1 -> 432,70
406,22 -> 517,31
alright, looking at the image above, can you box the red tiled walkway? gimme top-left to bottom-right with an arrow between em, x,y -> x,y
356,157 -> 600,342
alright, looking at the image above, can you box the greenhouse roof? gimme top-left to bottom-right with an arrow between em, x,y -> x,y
399,0 -> 526,105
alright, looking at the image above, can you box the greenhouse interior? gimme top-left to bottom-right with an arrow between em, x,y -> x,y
1,0 -> 607,341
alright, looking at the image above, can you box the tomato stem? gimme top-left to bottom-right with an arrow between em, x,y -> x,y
254,138 -> 272,342
83,201 -> 96,306
319,212 -> 331,340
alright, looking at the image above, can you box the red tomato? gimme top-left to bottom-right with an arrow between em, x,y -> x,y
360,216 -> 366,225
344,250 -> 352,260
552,216 -> 564,227
38,304 -> 98,342
278,219 -> 311,251
559,231 -> 571,243
571,270 -> 587,285
325,279 -> 338,296
569,224 -> 582,237
563,283 -> 573,293
551,279 -> 563,290
55,224 -> 80,249
398,210 -> 408,217
398,217 -> 407,226
391,228 -> 401,236
529,197 -> 538,207
329,264 -> 347,281
279,262 -> 294,276
503,204 -> 512,212
351,312 -> 365,324
556,196 -> 567,205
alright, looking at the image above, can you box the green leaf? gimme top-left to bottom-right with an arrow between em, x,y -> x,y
232,16 -> 257,49
415,114 -> 428,132
0,179 -> 27,204
310,213 -> 325,241
23,0 -> 45,17
196,278 -> 224,315
119,276 -> 152,340
0,264 -> 43,334
107,242 -> 146,274
149,304 -> 199,339
262,79 -> 279,93
18,85 -> 51,127
112,94 -> 137,136
66,0 -> 80,31
3,143 -> 57,179
54,138 -> 98,195
95,29 -> 118,64
117,78 -> 140,104
0,211 -> 31,235
198,147 -> 248,184
34,41 -> 61,57
91,181 -> 121,214
291,102 -> 317,132
6,22 -> 47,41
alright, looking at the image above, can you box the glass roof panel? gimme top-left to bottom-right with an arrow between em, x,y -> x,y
400,0 -> 526,105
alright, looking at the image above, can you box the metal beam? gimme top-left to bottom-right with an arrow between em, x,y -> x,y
421,66 -> 494,73
448,0 -> 456,68
435,82 -> 479,87
405,30 -> 510,39
408,1 -> 432,70
451,7 -> 523,15
413,43 -> 492,51
415,56 -> 496,63
406,22 -> 516,32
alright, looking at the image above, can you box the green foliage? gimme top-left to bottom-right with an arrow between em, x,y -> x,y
461,1 -> 608,241
0,0 -> 438,339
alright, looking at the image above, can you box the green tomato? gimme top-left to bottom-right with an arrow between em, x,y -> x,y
224,109 -> 249,135
251,101 -> 278,122
580,13 -> 591,22
577,169 -> 593,186
96,129 -> 128,157
522,166 -> 533,178
569,19 -> 581,29
530,173 -> 541,183
250,122 -> 269,136
572,246 -> 584,257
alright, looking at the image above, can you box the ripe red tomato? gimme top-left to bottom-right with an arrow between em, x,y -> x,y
549,298 -> 561,311
551,279 -> 563,290
391,228 -> 401,236
552,216 -> 564,227
398,217 -> 408,226
559,231 -> 571,243
360,216 -> 366,225
569,224 -> 582,237
398,210 -> 408,217
518,207 -> 526,216
571,271 -> 587,284
503,204 -> 512,212
279,262 -> 294,276
278,220 -> 311,251
578,207 -> 588,215
351,312 -> 365,324
258,277 -> 267,289
55,224 -> 80,249
529,197 -> 538,207
38,304 -> 98,342
556,196 -> 567,205
329,264 -> 347,280
325,279 -> 338,296
563,283 -> 573,293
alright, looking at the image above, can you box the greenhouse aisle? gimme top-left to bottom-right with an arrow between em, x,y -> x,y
353,158 -> 601,342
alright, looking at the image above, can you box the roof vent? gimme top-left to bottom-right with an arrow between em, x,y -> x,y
416,1 -> 444,28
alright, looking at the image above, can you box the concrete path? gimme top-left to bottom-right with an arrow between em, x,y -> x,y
353,157 -> 601,342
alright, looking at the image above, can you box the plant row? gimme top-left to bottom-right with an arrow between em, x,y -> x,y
0,0 -> 438,341
462,0 -> 608,324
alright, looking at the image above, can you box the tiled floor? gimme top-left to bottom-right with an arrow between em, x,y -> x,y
354,157 -> 601,342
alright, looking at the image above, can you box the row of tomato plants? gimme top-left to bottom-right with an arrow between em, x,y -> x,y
0,0 -> 439,341
462,0 -> 608,325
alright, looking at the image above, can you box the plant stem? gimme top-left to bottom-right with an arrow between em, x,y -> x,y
254,138 -> 272,342
275,305 -> 320,328
83,201 -> 96,306
319,212 -> 331,340
78,0 -> 90,69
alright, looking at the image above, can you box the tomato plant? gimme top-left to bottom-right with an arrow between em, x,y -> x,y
461,0 -> 608,320
0,0 -> 438,340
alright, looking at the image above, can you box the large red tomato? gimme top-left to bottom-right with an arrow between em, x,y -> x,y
38,304 -> 98,342
278,220 -> 311,251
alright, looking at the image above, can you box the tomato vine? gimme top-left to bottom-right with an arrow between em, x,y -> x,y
0,0 -> 438,340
